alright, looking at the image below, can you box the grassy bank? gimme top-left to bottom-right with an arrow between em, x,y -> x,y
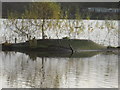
2,39 -> 106,58
36,39 -> 106,50
2,39 -> 106,52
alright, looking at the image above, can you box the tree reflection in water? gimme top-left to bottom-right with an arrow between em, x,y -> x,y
0,51 -> 118,88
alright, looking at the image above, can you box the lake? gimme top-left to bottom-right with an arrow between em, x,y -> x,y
0,19 -> 119,88
0,51 -> 118,88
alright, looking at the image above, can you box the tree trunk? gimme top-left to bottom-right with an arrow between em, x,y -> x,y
42,19 -> 45,39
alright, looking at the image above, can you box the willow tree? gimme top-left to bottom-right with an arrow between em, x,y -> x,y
25,2 -> 61,39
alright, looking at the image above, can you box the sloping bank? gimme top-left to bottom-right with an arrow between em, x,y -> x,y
2,39 -> 106,52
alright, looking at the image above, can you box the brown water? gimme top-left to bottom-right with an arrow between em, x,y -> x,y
0,51 -> 118,88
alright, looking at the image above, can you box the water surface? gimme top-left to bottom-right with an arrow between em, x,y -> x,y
0,51 -> 118,88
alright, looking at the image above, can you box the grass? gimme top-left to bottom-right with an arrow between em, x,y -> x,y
2,39 -> 106,52
36,39 -> 106,50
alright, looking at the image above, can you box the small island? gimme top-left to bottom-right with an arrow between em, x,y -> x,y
2,38 -> 119,52
0,2 -> 119,55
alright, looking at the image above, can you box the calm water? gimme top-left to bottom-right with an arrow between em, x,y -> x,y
0,51 -> 118,88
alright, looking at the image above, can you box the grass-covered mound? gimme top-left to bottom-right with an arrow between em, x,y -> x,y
2,39 -> 106,52
36,39 -> 106,50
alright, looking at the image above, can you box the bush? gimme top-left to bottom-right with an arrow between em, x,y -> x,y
62,36 -> 70,39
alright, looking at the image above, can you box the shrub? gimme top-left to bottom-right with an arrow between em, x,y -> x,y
62,36 -> 70,39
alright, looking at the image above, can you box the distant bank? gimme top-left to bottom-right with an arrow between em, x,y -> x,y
2,2 -> 120,20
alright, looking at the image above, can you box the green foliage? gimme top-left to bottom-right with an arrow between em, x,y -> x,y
27,2 -> 61,39
26,2 -> 61,19
75,7 -> 81,20
86,16 -> 90,20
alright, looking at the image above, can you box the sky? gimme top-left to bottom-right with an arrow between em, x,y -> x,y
0,0 -> 119,2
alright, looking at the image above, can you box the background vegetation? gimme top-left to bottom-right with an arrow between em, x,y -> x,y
2,2 -> 120,20
1,2 -> 119,47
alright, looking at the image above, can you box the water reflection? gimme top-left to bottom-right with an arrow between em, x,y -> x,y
0,51 -> 118,88
11,49 -> 103,59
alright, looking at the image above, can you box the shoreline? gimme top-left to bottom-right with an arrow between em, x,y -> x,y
1,39 -> 119,58
1,39 -> 120,51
